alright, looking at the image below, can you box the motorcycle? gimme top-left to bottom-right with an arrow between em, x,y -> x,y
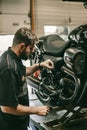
28,24 -> 87,109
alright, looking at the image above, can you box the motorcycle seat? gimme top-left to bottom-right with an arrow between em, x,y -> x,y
39,34 -> 70,57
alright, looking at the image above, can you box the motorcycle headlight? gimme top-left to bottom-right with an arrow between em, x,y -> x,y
64,48 -> 85,75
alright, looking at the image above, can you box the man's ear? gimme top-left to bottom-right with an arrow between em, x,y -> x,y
18,42 -> 26,53
20,42 -> 26,50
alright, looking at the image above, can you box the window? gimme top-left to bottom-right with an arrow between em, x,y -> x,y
44,25 -> 70,41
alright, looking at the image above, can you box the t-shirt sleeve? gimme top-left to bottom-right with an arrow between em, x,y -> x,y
0,69 -> 18,107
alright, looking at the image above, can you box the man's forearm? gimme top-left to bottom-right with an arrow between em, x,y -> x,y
26,63 -> 39,76
1,104 -> 49,116
1,104 -> 38,115
26,59 -> 54,76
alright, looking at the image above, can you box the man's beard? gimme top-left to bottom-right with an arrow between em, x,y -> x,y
20,50 -> 28,60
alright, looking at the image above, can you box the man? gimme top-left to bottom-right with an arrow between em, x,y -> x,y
0,27 -> 54,130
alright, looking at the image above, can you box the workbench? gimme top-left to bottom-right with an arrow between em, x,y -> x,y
29,94 -> 87,130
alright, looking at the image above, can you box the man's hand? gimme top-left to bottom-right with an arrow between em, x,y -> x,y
35,106 -> 50,116
40,59 -> 54,69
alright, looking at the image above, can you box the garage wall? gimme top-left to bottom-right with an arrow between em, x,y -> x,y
34,0 -> 87,37
0,0 -> 30,34
0,0 -> 87,37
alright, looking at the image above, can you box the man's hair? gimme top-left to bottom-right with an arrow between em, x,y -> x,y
12,27 -> 37,46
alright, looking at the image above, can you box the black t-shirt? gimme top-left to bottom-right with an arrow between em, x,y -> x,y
0,48 -> 29,130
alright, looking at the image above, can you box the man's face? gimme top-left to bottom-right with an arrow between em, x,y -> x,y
20,44 -> 35,60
